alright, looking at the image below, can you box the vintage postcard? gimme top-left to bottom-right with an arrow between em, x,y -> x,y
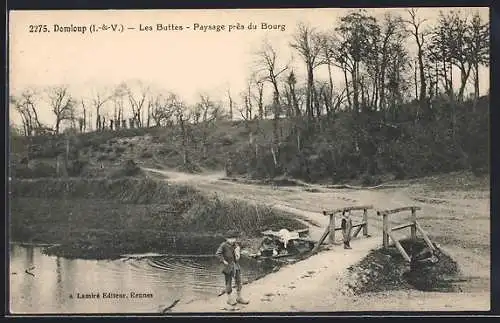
8,7 -> 490,314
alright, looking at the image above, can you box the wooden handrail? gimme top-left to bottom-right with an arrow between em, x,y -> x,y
323,205 -> 373,216
377,206 -> 421,216
391,222 -> 414,231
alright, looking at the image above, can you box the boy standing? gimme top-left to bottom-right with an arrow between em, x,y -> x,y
215,230 -> 249,306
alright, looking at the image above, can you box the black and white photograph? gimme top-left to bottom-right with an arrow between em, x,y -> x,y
8,7 -> 490,314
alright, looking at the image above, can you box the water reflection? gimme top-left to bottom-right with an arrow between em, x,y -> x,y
9,244 -> 271,314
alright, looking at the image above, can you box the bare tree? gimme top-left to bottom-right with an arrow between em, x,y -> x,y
194,94 -> 221,158
113,83 -> 129,129
428,11 -> 456,99
10,96 -> 31,136
247,72 -> 265,120
10,88 -> 42,136
79,99 -> 88,132
469,11 -> 489,101
334,10 -> 380,113
246,82 -> 253,121
367,12 -> 407,112
238,79 -> 255,122
255,40 -> 289,168
90,87 -> 113,131
226,88 -> 234,121
22,89 -> 43,132
290,22 -> 324,119
149,92 -> 176,127
255,40 -> 289,106
404,8 -> 430,112
127,80 -> 150,128
47,85 -> 75,134
172,95 -> 192,166
318,32 -> 336,112
430,10 -> 474,102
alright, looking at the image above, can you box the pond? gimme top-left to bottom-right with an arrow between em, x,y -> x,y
9,244 -> 274,314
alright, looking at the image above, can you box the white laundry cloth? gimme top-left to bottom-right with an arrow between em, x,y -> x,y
277,229 -> 299,249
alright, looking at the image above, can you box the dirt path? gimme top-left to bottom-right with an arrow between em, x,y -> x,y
143,168 -> 490,312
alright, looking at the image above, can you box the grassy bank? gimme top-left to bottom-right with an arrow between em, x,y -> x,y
10,177 -> 306,259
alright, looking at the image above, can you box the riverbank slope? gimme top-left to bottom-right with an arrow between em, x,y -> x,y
10,176 -> 306,259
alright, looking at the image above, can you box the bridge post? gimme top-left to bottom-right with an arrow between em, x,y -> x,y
328,213 -> 336,244
363,208 -> 368,236
382,213 -> 389,248
411,207 -> 417,241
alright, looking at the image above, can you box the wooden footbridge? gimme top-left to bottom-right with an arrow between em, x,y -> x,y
311,205 -> 436,262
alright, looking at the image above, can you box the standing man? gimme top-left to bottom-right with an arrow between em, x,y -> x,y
215,230 -> 249,306
341,210 -> 353,249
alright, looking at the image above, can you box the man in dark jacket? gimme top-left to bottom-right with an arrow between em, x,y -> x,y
215,230 -> 249,306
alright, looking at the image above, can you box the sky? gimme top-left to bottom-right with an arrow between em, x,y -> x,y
9,8 -> 490,127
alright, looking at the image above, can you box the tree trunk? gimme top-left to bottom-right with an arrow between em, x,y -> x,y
323,91 -> 331,117
296,131 -> 301,152
96,112 -> 101,131
379,58 -> 387,112
473,63 -> 480,112
449,62 -> 454,100
229,92 -> 233,121
55,118 -> 61,134
352,62 -> 360,113
179,116 -> 188,165
313,84 -> 321,119
118,104 -> 122,127
306,65 -> 314,120
270,146 -> 278,167
417,43 -> 427,107
29,103 -> 42,130
290,83 -> 300,117
457,63 -> 471,102
83,106 -> 87,132
360,76 -> 367,112
327,62 -> 334,110
89,111 -> 93,131
258,85 -> 264,120
284,89 -> 293,118
370,74 -> 377,109
474,63 -> 480,100
65,137 -> 69,177
414,61 -> 418,101
147,103 -> 151,128
344,68 -> 352,110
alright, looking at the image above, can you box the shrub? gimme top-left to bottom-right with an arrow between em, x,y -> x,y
121,159 -> 141,177
67,160 -> 88,177
220,134 -> 233,146
361,174 -> 382,186
141,151 -> 153,158
115,146 -> 126,154
14,161 -> 57,178
97,154 -> 108,161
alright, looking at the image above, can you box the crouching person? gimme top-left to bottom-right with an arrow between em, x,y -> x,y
216,230 -> 249,306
